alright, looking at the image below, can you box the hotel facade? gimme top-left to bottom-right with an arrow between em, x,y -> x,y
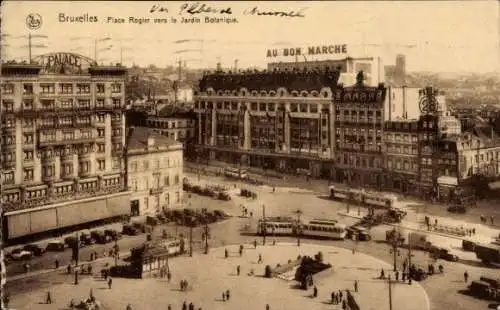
0,53 -> 130,241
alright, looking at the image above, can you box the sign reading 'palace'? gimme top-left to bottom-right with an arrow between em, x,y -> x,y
34,52 -> 98,74
266,45 -> 348,58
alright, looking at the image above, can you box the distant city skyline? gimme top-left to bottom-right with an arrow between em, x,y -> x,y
1,1 -> 499,73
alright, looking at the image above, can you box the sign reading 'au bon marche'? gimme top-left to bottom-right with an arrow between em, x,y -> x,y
34,52 -> 98,74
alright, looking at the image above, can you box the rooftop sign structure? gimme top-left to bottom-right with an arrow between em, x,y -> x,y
33,52 -> 98,74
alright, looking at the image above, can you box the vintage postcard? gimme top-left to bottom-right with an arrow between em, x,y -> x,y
0,1 -> 499,310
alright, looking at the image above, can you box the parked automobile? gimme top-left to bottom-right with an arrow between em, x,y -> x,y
358,231 -> 372,241
432,248 -> 459,262
146,216 -> 158,226
132,222 -> 152,234
447,205 -> 467,214
22,244 -> 46,256
8,248 -> 33,261
80,232 -> 95,246
213,210 -> 229,219
104,229 -> 122,241
156,213 -> 167,224
122,224 -> 140,236
64,236 -> 83,248
45,241 -> 66,252
218,192 -> 231,201
462,239 -> 476,252
91,230 -> 112,244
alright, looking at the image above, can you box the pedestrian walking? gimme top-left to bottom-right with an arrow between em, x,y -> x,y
237,265 -> 241,276
74,270 -> 79,285
342,299 -> 347,310
55,259 -> 59,269
226,289 -> 231,301
402,261 -> 407,272
188,302 -> 194,310
126,304 -> 132,310
472,228 -> 476,235
254,240 -> 257,249
395,271 -> 399,281
225,248 -> 229,258
266,304 -> 270,310
239,244 -> 244,256
168,304 -> 172,310
331,291 -> 335,304
182,301 -> 187,310
222,292 -> 226,302
464,271 -> 469,283
258,254 -> 263,264
90,253 -> 94,261
339,290 -> 343,301
108,278 -> 113,289
167,271 -> 172,282
313,285 -> 318,298
354,280 -> 358,292
67,264 -> 72,274
46,291 -> 52,304
380,269 -> 385,279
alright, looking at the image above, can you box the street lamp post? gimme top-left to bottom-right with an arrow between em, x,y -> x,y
387,229 -> 401,272
295,209 -> 303,247
203,210 -> 210,254
189,217 -> 194,257
262,204 -> 266,246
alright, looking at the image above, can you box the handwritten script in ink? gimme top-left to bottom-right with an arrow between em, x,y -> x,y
243,6 -> 307,18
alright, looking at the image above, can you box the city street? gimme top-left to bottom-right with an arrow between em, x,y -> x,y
4,170 -> 500,310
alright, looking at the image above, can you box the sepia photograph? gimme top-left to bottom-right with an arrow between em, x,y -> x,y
0,1 -> 499,309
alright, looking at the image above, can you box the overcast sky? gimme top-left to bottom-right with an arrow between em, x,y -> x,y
1,1 -> 499,73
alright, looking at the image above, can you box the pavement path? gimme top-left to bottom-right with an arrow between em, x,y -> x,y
8,243 -> 430,310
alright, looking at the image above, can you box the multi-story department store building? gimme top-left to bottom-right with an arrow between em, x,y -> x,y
193,62 -> 500,200
194,66 -> 399,187
0,53 -> 130,241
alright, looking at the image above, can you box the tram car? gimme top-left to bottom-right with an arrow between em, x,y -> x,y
257,217 -> 296,236
329,185 -> 397,209
300,219 -> 347,240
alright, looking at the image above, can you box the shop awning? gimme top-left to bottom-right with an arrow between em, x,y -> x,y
437,176 -> 458,186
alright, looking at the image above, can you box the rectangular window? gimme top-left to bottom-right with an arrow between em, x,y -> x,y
23,133 -> 34,144
112,98 -> 121,108
111,83 -> 121,93
59,83 -> 73,94
78,99 -> 91,109
79,161 -> 90,173
2,100 -> 14,112
2,83 -> 14,94
76,84 -> 91,94
40,84 -> 55,94
61,163 -> 73,177
112,158 -> 120,169
24,168 -> 34,181
98,128 -> 105,137
97,143 -> 105,153
96,99 -> 105,108
96,84 -> 105,93
24,150 -> 34,161
98,159 -> 105,170
3,171 -> 15,185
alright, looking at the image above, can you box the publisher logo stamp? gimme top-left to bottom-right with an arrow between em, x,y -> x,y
26,13 -> 42,30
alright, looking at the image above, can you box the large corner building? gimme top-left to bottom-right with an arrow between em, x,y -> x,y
0,53 -> 130,241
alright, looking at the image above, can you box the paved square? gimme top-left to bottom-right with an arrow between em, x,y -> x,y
9,243 -> 429,310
